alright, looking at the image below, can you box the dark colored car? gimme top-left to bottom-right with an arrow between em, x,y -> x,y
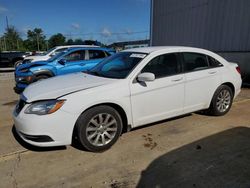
0,51 -> 30,68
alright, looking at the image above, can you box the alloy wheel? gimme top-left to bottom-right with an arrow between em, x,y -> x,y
216,89 -> 231,113
86,113 -> 118,146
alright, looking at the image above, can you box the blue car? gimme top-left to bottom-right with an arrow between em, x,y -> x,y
14,47 -> 115,94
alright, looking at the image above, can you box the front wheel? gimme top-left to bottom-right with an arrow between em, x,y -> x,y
207,85 -> 233,116
76,105 -> 123,152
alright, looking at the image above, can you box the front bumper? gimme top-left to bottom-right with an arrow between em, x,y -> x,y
14,73 -> 35,94
13,102 -> 78,147
14,83 -> 27,94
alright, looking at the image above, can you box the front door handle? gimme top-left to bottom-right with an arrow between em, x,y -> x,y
171,77 -> 183,82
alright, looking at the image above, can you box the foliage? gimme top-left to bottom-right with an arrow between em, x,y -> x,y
0,26 -> 106,52
48,33 -> 66,48
0,26 -> 24,51
23,28 -> 47,51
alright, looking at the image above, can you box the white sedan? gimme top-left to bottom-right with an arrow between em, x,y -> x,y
13,46 -> 242,152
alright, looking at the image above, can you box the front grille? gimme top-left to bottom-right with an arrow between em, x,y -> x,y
15,99 -> 26,114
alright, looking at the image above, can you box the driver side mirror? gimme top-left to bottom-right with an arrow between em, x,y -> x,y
58,59 -> 67,65
137,72 -> 155,82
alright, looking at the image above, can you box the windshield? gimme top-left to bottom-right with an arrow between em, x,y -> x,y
47,51 -> 67,62
42,47 -> 56,56
86,52 -> 147,79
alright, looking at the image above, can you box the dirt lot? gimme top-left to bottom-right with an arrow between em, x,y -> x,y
1,72 -> 250,188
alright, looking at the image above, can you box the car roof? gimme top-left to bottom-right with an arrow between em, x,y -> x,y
66,47 -> 112,52
122,46 -> 210,54
55,45 -> 100,49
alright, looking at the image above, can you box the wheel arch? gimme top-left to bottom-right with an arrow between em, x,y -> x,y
33,69 -> 55,77
72,102 -> 129,143
221,82 -> 235,97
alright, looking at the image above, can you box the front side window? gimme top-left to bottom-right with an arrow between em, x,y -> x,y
183,52 -> 209,72
54,48 -> 68,55
64,50 -> 85,62
47,51 -> 68,62
87,52 -> 147,79
141,53 -> 180,79
89,50 -> 106,59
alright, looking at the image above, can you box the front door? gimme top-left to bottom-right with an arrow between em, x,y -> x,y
57,50 -> 86,75
130,53 -> 185,127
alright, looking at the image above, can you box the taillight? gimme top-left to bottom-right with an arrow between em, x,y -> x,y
236,66 -> 241,74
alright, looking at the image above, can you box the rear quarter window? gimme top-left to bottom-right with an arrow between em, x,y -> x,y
208,56 -> 223,68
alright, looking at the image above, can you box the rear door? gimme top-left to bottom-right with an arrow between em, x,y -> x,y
181,52 -> 222,113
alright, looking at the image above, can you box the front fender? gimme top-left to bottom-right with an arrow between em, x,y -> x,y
30,66 -> 56,77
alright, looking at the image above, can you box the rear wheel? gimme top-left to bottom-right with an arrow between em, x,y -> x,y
207,85 -> 233,116
76,105 -> 123,152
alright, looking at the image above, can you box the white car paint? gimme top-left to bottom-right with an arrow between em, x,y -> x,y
24,45 -> 99,62
13,46 -> 242,147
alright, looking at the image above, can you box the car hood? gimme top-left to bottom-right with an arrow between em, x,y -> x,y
25,55 -> 48,62
22,72 -> 116,102
17,60 -> 49,71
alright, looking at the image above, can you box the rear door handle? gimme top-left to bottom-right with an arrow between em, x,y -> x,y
171,77 -> 183,82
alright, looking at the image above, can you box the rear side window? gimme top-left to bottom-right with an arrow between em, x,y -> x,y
208,56 -> 223,67
183,53 -> 209,72
89,50 -> 106,59
141,53 -> 180,79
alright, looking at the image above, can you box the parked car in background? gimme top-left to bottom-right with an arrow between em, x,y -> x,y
14,47 -> 114,93
0,51 -> 31,68
16,45 -> 105,67
13,46 -> 242,152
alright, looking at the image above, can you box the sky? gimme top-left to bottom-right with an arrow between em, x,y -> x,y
0,0 -> 150,44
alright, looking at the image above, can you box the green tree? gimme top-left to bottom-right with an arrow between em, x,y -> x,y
48,33 -> 66,48
74,38 -> 84,45
24,28 -> 46,51
1,26 -> 23,51
66,39 -> 74,45
83,40 -> 106,47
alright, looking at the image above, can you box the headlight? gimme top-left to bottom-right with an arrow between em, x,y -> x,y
24,100 -> 65,115
16,75 -> 33,82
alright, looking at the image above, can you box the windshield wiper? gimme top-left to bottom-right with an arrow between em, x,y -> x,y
84,70 -> 102,77
90,71 -> 101,76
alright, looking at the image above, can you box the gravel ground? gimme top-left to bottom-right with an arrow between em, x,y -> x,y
0,72 -> 250,188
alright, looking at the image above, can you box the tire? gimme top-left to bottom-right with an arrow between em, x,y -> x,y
207,85 -> 233,116
36,75 -> 50,82
76,105 -> 123,152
